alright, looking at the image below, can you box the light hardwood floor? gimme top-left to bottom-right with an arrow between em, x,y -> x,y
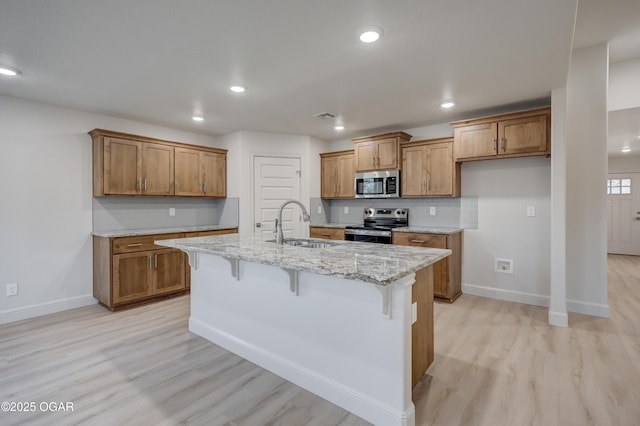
1,255 -> 639,425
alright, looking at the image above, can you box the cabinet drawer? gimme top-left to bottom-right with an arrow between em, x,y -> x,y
112,233 -> 184,254
185,229 -> 238,238
309,227 -> 345,240
392,232 -> 447,248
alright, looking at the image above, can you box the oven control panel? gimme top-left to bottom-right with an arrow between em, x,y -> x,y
363,208 -> 408,219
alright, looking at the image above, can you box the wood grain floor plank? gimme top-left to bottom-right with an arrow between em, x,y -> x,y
1,254 -> 639,425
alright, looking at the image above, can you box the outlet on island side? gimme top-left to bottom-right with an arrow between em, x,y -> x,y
169,208 -> 175,217
429,206 -> 436,216
6,282 -> 18,297
344,206 -> 349,214
317,206 -> 322,215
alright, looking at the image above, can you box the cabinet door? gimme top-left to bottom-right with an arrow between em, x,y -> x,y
376,138 -> 398,169
321,156 -> 338,198
498,115 -> 547,155
202,151 -> 226,197
354,141 -> 376,171
142,143 -> 174,195
152,249 -> 186,295
104,138 -> 141,195
426,142 -> 453,196
113,252 -> 152,304
453,123 -> 497,160
336,153 -> 355,197
402,145 -> 426,196
175,147 -> 202,196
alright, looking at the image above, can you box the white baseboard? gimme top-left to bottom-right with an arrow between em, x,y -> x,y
462,283 -> 610,319
189,318 -> 414,426
566,299 -> 610,318
462,283 -> 550,307
0,294 -> 98,325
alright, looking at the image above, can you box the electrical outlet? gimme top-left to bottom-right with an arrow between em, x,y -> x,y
429,206 -> 436,216
317,206 -> 322,215
527,206 -> 536,217
6,282 -> 18,297
169,208 -> 176,216
344,206 -> 349,214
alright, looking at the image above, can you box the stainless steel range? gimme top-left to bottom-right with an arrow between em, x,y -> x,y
344,208 -> 408,244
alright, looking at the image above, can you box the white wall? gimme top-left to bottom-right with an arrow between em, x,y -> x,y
608,154 -> 640,173
219,130 -> 329,234
0,95 -> 220,323
565,44 -> 609,317
609,58 -> 640,111
460,157 -> 552,302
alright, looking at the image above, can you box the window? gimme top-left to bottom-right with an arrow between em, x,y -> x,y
607,178 -> 631,195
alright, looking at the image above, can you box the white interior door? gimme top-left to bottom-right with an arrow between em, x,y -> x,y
607,173 -> 640,255
254,156 -> 303,238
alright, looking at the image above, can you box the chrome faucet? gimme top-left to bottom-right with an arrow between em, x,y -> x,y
275,200 -> 311,245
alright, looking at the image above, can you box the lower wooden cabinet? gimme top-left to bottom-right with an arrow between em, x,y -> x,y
94,228 -> 237,310
309,226 -> 345,240
393,231 -> 462,303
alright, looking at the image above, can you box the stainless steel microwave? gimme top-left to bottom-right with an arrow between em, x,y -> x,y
355,170 -> 400,198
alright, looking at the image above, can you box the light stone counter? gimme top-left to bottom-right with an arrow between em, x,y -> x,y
157,233 -> 450,286
394,226 -> 463,235
92,224 -> 238,238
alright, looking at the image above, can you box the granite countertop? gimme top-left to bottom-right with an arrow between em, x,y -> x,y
393,226 -> 463,235
309,223 -> 360,229
92,224 -> 238,238
157,233 -> 451,286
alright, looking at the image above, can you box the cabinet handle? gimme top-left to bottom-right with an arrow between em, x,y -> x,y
143,178 -> 147,192
501,137 -> 506,152
149,256 -> 152,269
154,253 -> 157,269
199,183 -> 203,193
410,239 -> 425,243
493,138 -> 497,151
334,183 -> 337,195
203,182 -> 207,193
336,184 -> 340,194
371,157 -> 374,167
376,156 -> 380,168
127,243 -> 143,247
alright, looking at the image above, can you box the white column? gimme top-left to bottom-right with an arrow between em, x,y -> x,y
564,43 -> 610,318
549,88 -> 568,327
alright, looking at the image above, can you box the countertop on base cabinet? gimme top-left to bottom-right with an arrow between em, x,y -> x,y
93,227 -> 237,310
393,228 -> 462,303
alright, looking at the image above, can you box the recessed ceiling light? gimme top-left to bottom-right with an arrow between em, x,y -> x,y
0,65 -> 21,76
230,85 -> 245,93
192,116 -> 204,122
621,147 -> 631,153
334,125 -> 345,131
360,31 -> 380,43
441,102 -> 455,108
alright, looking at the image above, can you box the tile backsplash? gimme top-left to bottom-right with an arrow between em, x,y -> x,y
310,197 -> 478,229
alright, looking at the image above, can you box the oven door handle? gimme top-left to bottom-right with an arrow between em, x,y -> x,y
344,229 -> 392,237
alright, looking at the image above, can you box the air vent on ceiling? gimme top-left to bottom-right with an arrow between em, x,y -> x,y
313,112 -> 336,119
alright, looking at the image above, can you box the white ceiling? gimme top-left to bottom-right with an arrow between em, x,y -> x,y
0,0 -> 638,150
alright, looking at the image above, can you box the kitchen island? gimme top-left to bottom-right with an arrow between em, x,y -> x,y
157,233 -> 450,426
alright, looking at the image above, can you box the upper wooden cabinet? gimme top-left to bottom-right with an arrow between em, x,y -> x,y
352,132 -> 412,171
91,129 -> 227,197
175,148 -> 226,197
320,150 -> 355,199
401,138 -> 460,197
451,107 -> 550,162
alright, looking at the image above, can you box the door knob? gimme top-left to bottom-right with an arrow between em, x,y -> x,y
255,223 -> 262,228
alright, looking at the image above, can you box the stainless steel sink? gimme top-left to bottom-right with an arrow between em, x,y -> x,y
267,238 -> 338,248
